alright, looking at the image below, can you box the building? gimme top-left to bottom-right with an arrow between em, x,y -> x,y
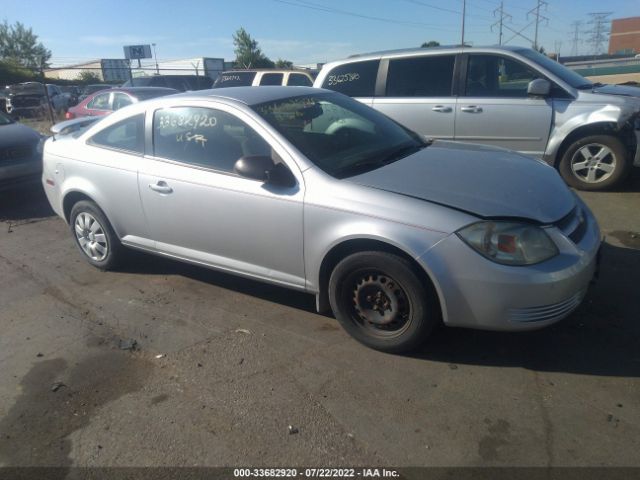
44,59 -> 130,83
609,16 -> 640,55
131,57 -> 225,81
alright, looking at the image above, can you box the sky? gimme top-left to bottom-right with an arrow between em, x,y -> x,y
2,0 -> 639,67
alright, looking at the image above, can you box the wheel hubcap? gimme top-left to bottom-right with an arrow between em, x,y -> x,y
570,143 -> 616,184
351,273 -> 410,334
74,212 -> 108,261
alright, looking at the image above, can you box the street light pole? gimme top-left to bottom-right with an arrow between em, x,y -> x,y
152,43 -> 159,75
461,0 -> 466,46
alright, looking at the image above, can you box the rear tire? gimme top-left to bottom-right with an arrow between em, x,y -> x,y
69,200 -> 122,270
328,251 -> 439,353
559,135 -> 630,191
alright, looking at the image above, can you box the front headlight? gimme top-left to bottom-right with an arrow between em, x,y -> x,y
457,221 -> 558,266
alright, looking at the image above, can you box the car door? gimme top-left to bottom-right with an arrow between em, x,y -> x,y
373,54 -> 457,140
454,54 -> 553,157
138,103 -> 306,289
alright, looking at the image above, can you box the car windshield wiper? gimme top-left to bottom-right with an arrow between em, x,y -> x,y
576,82 -> 603,89
335,141 -> 430,178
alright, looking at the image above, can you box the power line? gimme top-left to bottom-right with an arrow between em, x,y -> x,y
585,12 -> 612,55
400,0 -> 460,15
527,0 -> 549,50
570,20 -> 582,56
491,1 -> 512,45
271,0 -> 455,30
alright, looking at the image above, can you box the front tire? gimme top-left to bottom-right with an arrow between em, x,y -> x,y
328,251 -> 439,353
559,135 -> 630,191
69,200 -> 122,270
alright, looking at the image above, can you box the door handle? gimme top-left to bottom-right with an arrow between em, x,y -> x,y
461,105 -> 483,113
432,105 -> 452,113
148,181 -> 173,194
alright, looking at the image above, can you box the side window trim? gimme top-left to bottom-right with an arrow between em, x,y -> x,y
375,58 -> 388,97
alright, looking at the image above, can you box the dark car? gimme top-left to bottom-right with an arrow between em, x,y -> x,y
6,82 -> 67,118
121,75 -> 213,91
0,110 -> 44,189
65,87 -> 178,119
78,84 -> 112,102
60,85 -> 81,107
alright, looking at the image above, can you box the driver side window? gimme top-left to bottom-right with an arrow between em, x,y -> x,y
152,107 -> 272,173
466,55 -> 542,98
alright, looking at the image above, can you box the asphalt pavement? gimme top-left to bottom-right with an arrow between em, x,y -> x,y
0,172 -> 638,470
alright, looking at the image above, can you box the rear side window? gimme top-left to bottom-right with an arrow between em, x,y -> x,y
89,114 -> 144,154
260,73 -> 284,86
87,92 -> 111,110
213,72 -> 257,88
288,73 -> 312,86
321,60 -> 379,97
386,55 -> 455,97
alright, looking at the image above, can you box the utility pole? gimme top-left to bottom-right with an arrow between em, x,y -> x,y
527,0 -> 549,50
461,0 -> 466,46
554,40 -> 562,62
492,1 -> 512,45
586,12 -> 612,55
570,21 -> 582,56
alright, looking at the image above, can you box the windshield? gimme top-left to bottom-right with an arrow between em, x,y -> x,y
253,93 -> 427,178
9,83 -> 44,95
518,48 -> 592,89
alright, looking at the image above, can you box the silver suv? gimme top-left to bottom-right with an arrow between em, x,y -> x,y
315,46 -> 640,191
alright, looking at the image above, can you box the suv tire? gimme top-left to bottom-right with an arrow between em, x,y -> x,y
559,135 -> 630,191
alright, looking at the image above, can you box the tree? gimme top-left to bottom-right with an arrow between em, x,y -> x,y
421,40 -> 441,48
275,59 -> 293,69
0,59 -> 37,83
0,21 -> 51,70
232,28 -> 274,68
78,71 -> 102,83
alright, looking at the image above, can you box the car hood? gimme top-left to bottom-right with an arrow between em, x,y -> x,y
0,122 -> 42,147
346,141 -> 575,224
591,83 -> 640,98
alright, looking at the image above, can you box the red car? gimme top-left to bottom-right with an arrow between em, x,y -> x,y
65,87 -> 178,119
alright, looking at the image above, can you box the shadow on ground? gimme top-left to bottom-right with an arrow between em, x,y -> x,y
414,241 -> 640,378
0,183 -> 54,223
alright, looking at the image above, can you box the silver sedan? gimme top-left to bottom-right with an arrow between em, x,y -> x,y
42,87 -> 601,353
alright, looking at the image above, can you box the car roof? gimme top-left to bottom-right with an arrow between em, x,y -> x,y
115,87 -> 178,95
171,86 -> 323,106
338,44 -> 527,62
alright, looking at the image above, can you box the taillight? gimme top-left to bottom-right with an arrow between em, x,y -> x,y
65,111 -> 75,120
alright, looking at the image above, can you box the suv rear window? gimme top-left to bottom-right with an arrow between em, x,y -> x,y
260,73 -> 284,86
213,72 -> 257,88
321,60 -> 379,97
386,55 -> 455,97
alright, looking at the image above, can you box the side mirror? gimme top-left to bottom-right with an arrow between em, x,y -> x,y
527,78 -> 551,97
234,155 -> 274,182
234,155 -> 296,187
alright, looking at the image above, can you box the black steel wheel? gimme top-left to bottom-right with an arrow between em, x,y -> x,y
329,251 -> 439,353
